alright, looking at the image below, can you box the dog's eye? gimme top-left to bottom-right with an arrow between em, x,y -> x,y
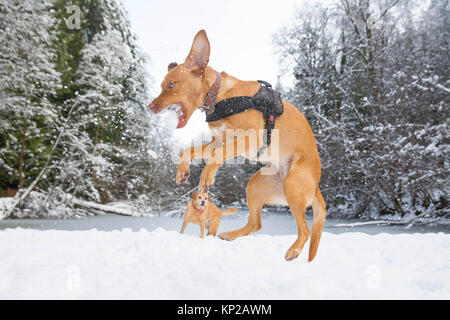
168,81 -> 175,89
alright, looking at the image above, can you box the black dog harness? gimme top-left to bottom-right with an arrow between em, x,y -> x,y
200,73 -> 284,153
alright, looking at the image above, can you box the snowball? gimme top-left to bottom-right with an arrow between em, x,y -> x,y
159,107 -> 180,131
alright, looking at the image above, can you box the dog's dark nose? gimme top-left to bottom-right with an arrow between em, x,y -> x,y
148,102 -> 159,114
201,201 -> 205,206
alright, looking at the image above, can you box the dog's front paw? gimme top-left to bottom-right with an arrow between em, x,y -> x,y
198,168 -> 216,191
176,161 -> 190,184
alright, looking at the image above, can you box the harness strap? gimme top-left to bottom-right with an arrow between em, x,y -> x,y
201,78 -> 284,157
205,96 -> 256,122
205,81 -> 283,151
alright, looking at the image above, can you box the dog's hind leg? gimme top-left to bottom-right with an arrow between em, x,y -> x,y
207,218 -> 220,236
218,166 -> 283,241
283,160 -> 317,261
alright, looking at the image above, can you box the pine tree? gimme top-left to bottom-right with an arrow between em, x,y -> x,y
0,0 -> 61,195
50,0 -> 169,207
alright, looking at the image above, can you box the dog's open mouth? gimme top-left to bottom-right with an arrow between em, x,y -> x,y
167,104 -> 187,128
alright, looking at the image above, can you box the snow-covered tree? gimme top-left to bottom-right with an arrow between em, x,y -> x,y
0,0 -> 61,193
48,0 -> 176,210
273,0 -> 449,222
0,0 -> 173,217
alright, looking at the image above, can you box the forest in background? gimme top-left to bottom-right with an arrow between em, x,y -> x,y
0,0 -> 185,217
0,0 -> 448,223
273,0 -> 448,221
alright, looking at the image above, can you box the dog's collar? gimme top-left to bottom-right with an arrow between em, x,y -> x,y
193,205 -> 205,214
200,71 -> 222,114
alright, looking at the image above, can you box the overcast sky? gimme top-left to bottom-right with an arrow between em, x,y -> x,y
122,0 -> 309,96
121,0 -> 306,143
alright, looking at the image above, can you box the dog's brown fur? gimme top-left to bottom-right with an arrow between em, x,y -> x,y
149,30 -> 326,262
180,191 -> 237,238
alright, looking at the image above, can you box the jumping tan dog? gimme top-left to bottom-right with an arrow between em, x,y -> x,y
180,191 -> 237,238
149,30 -> 326,262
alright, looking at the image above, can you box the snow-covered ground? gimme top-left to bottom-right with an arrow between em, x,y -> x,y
0,226 -> 449,299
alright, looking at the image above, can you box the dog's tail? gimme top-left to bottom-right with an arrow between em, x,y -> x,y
309,187 -> 326,262
220,208 -> 237,215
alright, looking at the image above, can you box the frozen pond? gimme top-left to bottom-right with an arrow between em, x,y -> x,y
1,209 -> 448,235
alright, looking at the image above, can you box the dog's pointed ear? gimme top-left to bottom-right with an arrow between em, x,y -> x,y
185,30 -> 210,75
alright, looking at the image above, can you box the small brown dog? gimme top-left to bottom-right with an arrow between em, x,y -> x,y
180,191 -> 237,238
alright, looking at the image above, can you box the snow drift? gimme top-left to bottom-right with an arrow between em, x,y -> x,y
0,228 -> 448,299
